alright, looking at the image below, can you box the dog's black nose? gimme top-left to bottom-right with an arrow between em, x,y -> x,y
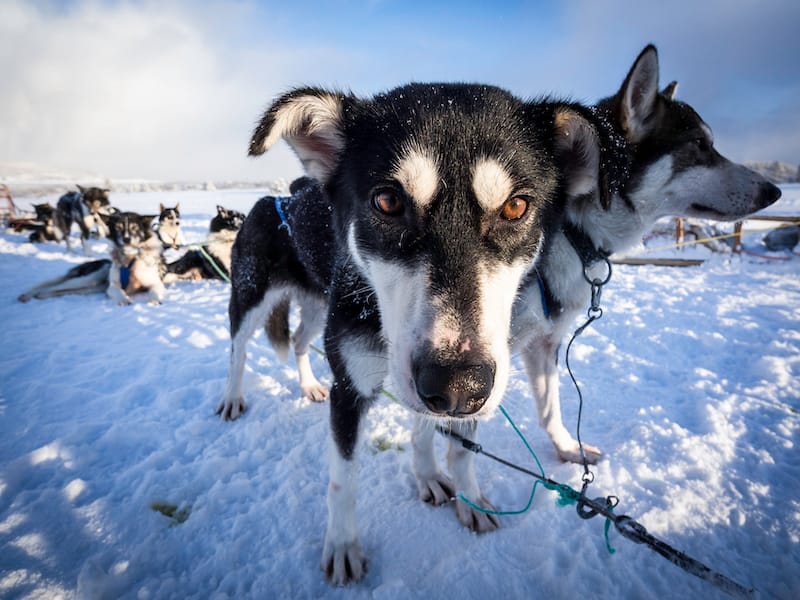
414,362 -> 494,416
759,182 -> 782,208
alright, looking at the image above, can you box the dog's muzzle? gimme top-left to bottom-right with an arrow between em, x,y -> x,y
413,359 -> 495,417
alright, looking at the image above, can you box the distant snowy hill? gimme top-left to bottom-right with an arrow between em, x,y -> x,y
744,161 -> 799,183
0,161 -> 289,197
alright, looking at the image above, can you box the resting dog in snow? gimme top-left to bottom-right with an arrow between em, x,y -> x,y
237,46 -> 783,468
163,205 -> 244,282
54,185 -> 113,253
154,203 -> 185,250
18,211 -> 166,305
221,83 -> 602,584
27,203 -> 59,243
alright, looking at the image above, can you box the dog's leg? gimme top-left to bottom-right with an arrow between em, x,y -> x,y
411,416 -> 455,504
79,215 -> 93,256
446,420 -> 500,532
106,282 -> 131,306
321,382 -> 368,585
293,295 -> 328,401
18,260 -> 110,302
522,337 -> 602,463
147,280 -> 166,305
218,293 -> 279,420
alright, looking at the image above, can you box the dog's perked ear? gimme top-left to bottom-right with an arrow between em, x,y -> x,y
248,87 -> 349,183
661,81 -> 678,101
616,44 -> 660,143
553,108 -> 601,203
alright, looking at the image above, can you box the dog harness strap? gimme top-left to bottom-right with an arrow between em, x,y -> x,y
274,196 -> 292,236
535,269 -> 562,319
120,258 -> 135,289
562,221 -> 611,267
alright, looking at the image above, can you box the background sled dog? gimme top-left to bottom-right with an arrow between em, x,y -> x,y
225,83 -> 601,584
18,211 -> 167,305
54,185 -> 113,254
163,205 -> 244,282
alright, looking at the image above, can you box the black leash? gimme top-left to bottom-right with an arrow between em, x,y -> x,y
435,226 -> 755,597
437,425 -> 755,599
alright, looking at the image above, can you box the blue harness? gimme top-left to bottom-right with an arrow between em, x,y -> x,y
274,196 -> 292,236
120,258 -> 136,289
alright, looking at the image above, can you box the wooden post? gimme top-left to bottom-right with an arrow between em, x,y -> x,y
733,221 -> 743,253
675,217 -> 685,248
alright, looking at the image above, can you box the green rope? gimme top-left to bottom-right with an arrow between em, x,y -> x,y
196,244 -> 231,283
457,404 -> 616,552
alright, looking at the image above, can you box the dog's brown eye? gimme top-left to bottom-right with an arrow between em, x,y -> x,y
501,196 -> 528,221
372,190 -> 404,216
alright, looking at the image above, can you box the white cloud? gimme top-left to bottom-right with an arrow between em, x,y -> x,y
0,1 -> 306,181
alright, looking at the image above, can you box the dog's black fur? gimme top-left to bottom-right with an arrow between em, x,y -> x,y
223,83 -> 600,584
164,205 -> 244,281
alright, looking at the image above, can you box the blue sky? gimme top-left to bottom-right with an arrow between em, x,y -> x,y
1,0 -> 798,181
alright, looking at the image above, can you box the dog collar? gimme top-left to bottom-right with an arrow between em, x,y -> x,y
562,221 -> 611,267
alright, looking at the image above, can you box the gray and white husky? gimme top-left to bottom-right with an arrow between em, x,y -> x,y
223,84 -> 599,584
511,44 -> 780,464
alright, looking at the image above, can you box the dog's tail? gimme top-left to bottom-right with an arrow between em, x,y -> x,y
265,297 -> 291,362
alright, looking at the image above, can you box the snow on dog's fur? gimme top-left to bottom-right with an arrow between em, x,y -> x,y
223,83 -> 600,584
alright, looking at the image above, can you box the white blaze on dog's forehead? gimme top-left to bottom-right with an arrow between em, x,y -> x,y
472,158 -> 514,212
392,147 -> 439,209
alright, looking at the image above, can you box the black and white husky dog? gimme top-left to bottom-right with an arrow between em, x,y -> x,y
154,203 -> 184,250
18,212 -> 166,305
221,83 -> 601,584
163,205 -> 245,282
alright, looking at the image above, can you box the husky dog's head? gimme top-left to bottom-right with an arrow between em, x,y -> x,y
102,212 -> 156,257
209,205 -> 245,234
599,44 -> 780,220
77,185 -> 112,215
250,84 -> 596,419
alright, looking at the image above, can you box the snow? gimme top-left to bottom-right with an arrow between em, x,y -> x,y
1,186 -> 799,599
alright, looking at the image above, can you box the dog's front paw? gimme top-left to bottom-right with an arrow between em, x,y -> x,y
455,494 -> 500,533
555,439 -> 602,464
321,537 -> 367,585
416,473 -> 455,506
301,380 -> 329,402
216,396 -> 246,420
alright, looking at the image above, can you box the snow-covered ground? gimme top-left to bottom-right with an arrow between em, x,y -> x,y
1,186 -> 798,599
